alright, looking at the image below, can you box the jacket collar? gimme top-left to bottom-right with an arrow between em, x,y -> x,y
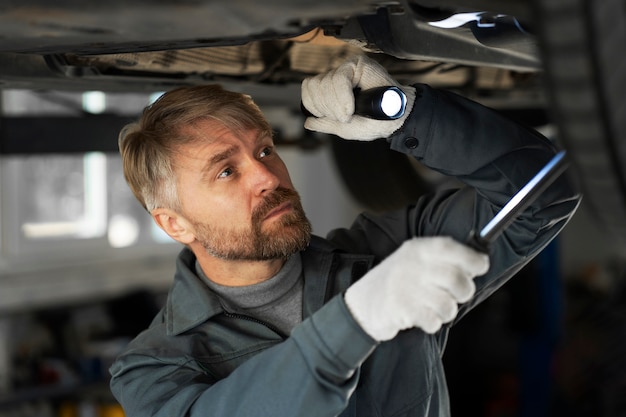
301,236 -> 338,318
165,236 -> 348,336
166,247 -> 224,336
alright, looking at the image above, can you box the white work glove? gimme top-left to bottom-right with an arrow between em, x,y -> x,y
301,55 -> 416,140
344,237 -> 490,341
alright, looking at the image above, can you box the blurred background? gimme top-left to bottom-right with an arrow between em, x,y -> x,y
0,1 -> 625,416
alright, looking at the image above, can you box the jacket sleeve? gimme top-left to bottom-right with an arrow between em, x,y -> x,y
109,295 -> 377,417
327,83 -> 581,318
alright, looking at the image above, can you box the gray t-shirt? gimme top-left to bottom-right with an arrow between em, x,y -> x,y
196,254 -> 303,335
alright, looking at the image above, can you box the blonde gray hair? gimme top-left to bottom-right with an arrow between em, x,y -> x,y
118,85 -> 272,211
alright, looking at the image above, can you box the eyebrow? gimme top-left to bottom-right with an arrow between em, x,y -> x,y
202,145 -> 237,175
199,129 -> 272,175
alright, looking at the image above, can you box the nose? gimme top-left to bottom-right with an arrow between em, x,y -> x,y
249,159 -> 280,196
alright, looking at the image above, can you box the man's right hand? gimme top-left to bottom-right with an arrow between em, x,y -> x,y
344,237 -> 490,341
301,55 -> 415,141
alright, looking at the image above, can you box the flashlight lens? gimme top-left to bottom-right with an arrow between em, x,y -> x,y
381,89 -> 404,118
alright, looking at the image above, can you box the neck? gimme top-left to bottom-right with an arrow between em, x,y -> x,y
191,245 -> 287,287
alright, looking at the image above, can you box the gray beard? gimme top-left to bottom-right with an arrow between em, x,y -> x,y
191,188 -> 312,261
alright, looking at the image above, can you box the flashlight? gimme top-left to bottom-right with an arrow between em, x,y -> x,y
353,86 -> 407,120
301,86 -> 407,120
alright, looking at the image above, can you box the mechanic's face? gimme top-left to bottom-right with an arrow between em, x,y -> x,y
160,118 -> 311,261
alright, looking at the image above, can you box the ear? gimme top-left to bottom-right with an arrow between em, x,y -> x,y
151,208 -> 196,245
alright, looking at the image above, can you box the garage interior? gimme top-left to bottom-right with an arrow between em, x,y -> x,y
0,2 -> 625,416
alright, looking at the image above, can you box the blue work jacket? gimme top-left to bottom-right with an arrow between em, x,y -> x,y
110,84 -> 581,416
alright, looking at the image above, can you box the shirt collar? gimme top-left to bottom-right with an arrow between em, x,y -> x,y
165,236 -> 341,336
199,254 -> 302,312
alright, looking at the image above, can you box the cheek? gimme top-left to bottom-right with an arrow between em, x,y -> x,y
274,158 -> 295,188
193,192 -> 251,225
176,176 -> 228,215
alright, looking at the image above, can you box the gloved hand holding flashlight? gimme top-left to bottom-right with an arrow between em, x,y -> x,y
301,55 -> 416,140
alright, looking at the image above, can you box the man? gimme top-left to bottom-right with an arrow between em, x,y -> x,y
110,55 -> 580,416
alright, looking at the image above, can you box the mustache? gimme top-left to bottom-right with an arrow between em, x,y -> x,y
252,187 -> 302,222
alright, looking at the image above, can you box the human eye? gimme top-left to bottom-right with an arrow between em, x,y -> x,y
217,167 -> 234,179
259,146 -> 274,158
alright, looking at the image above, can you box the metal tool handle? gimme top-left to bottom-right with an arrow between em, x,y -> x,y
467,150 -> 570,253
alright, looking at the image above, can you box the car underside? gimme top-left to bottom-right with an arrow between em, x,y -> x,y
0,0 -> 624,244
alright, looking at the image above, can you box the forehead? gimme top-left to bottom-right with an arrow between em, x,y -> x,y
173,119 -> 268,164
